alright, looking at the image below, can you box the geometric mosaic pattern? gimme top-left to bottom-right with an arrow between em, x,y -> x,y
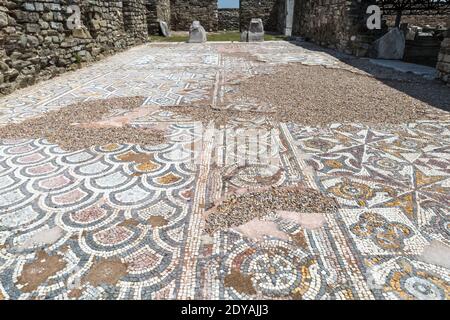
0,42 -> 449,300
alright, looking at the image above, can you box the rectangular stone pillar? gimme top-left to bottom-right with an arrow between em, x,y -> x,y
284,0 -> 295,36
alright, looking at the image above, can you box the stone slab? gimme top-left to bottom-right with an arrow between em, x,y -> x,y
369,59 -> 437,79
370,28 -> 405,60
159,21 -> 170,37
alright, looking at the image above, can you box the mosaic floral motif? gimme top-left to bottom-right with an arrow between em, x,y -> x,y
350,212 -> 413,251
371,259 -> 450,300
250,253 -> 317,299
366,155 -> 405,173
206,236 -> 326,300
303,137 -> 336,152
222,164 -> 285,189
328,179 -> 377,207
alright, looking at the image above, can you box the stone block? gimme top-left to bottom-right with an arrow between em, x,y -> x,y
23,3 -> 35,11
159,21 -> 170,37
72,27 -> 92,39
405,28 -> 417,41
188,21 -> 207,43
240,31 -> 248,42
0,61 -> 9,72
0,11 -> 8,27
442,53 -> 450,64
437,61 -> 450,73
26,23 -> 40,33
34,3 -> 44,12
369,28 -> 405,60
248,18 -> 264,42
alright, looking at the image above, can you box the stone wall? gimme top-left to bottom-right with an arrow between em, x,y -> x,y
0,0 -> 148,96
218,8 -> 239,31
385,14 -> 449,28
292,0 -> 380,56
437,32 -> 450,84
240,0 -> 280,32
123,0 -> 148,42
170,0 -> 218,31
146,0 -> 171,35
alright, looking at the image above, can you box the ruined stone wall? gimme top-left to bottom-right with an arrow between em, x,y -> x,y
218,8 -> 239,31
170,0 -> 218,31
123,0 -> 148,43
146,0 -> 171,35
385,14 -> 449,28
240,0 -> 280,32
437,32 -> 450,84
292,0 -> 379,56
0,0 -> 148,96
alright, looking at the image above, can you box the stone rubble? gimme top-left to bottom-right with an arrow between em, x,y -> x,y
0,96 -> 166,151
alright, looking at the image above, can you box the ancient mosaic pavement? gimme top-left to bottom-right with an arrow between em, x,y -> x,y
0,42 -> 449,300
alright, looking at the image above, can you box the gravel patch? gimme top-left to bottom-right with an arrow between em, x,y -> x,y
205,185 -> 339,234
166,63 -> 449,127
0,97 -> 166,151
225,63 -> 449,126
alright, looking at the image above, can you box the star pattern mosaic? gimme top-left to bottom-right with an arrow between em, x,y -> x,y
0,42 -> 449,300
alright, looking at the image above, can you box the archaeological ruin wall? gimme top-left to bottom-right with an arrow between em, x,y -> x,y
218,8 -> 239,31
0,0 -> 148,96
385,14 -> 449,28
292,0 -> 380,56
123,0 -> 149,41
146,0 -> 171,35
240,0 -> 281,32
437,32 -> 450,84
170,0 -> 218,31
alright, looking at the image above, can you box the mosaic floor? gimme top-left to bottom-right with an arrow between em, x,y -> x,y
0,42 -> 449,300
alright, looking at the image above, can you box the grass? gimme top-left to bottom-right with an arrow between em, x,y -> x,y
149,31 -> 288,43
